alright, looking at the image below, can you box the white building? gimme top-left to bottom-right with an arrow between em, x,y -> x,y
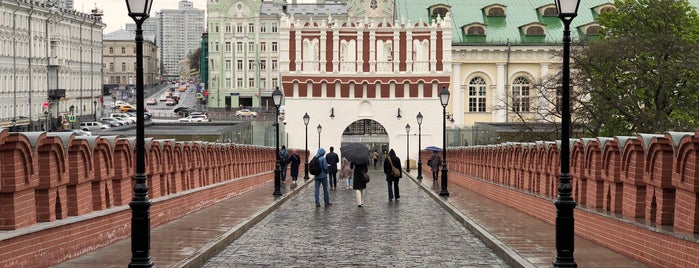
0,0 -> 104,131
160,0 -> 205,80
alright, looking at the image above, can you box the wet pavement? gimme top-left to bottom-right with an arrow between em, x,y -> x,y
54,168 -> 647,268
203,169 -> 509,267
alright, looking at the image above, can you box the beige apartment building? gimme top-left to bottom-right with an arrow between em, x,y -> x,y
103,29 -> 160,99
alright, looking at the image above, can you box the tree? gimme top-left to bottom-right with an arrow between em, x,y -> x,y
573,0 -> 699,135
188,47 -> 201,72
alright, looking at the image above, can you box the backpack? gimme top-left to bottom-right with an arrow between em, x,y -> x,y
308,156 -> 322,176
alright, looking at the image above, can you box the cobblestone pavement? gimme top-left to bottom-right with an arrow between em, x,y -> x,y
203,170 -> 510,267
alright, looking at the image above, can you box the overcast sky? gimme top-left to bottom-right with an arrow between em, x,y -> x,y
73,0 -> 314,34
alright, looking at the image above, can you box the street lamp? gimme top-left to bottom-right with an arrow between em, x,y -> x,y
317,124 -> 322,148
405,123 -> 411,172
272,87 -> 283,196
553,0 -> 580,267
303,113 -> 310,180
126,0 -> 154,267
416,112 -> 423,179
438,87 -> 450,196
93,100 -> 97,121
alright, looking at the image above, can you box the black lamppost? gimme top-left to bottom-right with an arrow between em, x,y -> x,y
438,87 -> 450,196
405,123 -> 410,172
126,0 -> 154,267
416,112 -> 423,179
303,113 -> 310,180
317,124 -> 322,148
553,0 -> 580,267
93,100 -> 97,121
272,87 -> 283,196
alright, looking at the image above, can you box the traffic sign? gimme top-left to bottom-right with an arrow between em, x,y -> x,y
43,101 -> 49,108
68,114 -> 76,123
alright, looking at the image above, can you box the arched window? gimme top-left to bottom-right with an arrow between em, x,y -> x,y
467,26 -> 485,35
543,7 -> 557,16
526,26 -> 545,35
432,7 -> 449,17
512,77 -> 530,112
586,26 -> 601,35
600,6 -> 616,13
488,7 -> 505,16
468,77 -> 487,112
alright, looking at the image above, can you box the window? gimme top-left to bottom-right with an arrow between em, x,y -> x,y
248,78 -> 254,87
122,62 -> 126,71
260,60 -> 266,70
236,23 -> 243,33
248,23 -> 254,33
512,77 -> 531,112
260,42 -> 266,52
225,42 -> 231,52
271,23 -> 278,33
109,47 -> 113,54
248,42 -> 254,52
543,7 -> 557,16
214,42 -> 219,52
225,78 -> 231,88
260,23 -> 267,33
488,7 -> 505,16
237,78 -> 243,87
109,62 -> 114,71
236,42 -> 243,52
272,78 -> 278,89
271,60 -> 278,70
225,60 -> 231,70
214,24 -> 219,33
248,60 -> 254,70
468,77 -> 487,112
237,60 -> 243,70
467,26 -> 485,35
121,47 -> 126,54
271,42 -> 278,52
225,24 -> 232,33
260,78 -> 266,89
525,26 -> 545,35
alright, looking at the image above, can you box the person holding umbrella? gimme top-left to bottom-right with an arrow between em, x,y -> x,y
341,143 -> 371,207
383,149 -> 402,200
428,150 -> 442,181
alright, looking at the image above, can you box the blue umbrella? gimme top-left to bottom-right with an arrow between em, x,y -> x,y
425,146 -> 443,152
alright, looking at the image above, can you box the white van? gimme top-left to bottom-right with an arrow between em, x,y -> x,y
79,121 -> 110,131
109,113 -> 136,124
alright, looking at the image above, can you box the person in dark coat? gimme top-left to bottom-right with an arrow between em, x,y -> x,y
428,151 -> 442,181
383,149 -> 402,200
351,159 -> 369,207
279,145 -> 290,181
289,150 -> 301,182
325,146 -> 340,190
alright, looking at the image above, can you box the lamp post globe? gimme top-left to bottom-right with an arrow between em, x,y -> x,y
272,87 -> 283,196
438,87 -> 450,196
126,0 -> 154,267
405,123 -> 411,172
317,124 -> 322,148
553,0 -> 580,267
303,113 -> 310,180
416,112 -> 423,179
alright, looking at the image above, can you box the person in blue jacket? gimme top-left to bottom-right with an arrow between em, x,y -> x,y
314,148 -> 331,207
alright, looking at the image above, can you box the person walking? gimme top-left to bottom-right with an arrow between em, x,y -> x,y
428,150 -> 442,181
279,145 -> 290,181
383,149 -> 402,200
351,160 -> 369,207
313,148 -> 331,207
341,157 -> 353,189
326,146 -> 340,190
289,150 -> 301,183
371,150 -> 379,169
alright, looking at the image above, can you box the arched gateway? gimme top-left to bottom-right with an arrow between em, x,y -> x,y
279,14 -> 452,166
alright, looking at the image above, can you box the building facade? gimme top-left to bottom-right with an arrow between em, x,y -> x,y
160,0 -> 205,80
0,0 -> 104,131
102,30 -> 160,98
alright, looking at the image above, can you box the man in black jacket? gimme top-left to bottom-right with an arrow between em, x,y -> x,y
325,146 -> 340,190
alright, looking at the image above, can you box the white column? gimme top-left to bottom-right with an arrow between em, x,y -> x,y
452,63 -> 463,125
405,29 -> 413,73
369,29 -> 376,73
494,62 -> 507,122
320,27 -> 327,73
295,28 -> 302,73
333,27 -> 339,73
356,29 -> 364,72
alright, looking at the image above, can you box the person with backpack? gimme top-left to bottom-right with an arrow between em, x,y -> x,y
325,146 -> 340,190
289,150 -> 301,183
312,148 -> 331,207
383,149 -> 402,200
279,145 -> 290,181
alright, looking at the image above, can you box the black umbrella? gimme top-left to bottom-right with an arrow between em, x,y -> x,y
340,143 -> 370,164
425,146 -> 443,152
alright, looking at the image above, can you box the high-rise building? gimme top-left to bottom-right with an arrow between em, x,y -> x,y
159,0 -> 205,80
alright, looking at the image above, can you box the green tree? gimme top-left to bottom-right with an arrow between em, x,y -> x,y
188,47 -> 201,72
573,0 -> 699,136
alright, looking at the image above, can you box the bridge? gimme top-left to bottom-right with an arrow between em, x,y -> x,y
0,128 -> 697,267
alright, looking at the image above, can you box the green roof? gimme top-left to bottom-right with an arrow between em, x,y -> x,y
395,0 -> 699,45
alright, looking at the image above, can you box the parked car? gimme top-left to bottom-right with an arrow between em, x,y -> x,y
57,129 -> 91,136
178,114 -> 210,122
109,113 -> 136,124
100,117 -> 123,127
146,98 -> 157,105
235,109 -> 258,117
79,121 -> 110,131
174,106 -> 197,117
125,111 -> 152,120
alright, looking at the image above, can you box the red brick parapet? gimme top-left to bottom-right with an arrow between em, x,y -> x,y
445,131 -> 699,267
0,128 -> 281,266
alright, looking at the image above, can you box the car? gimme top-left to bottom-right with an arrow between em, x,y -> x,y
235,109 -> 258,117
165,98 -> 177,106
100,117 -> 124,127
109,113 -> 136,124
79,121 -> 110,131
178,114 -> 210,122
174,106 -> 197,116
113,101 -> 129,109
57,129 -> 91,136
125,111 -> 152,120
119,105 -> 136,112
146,98 -> 157,105
159,95 -> 168,101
